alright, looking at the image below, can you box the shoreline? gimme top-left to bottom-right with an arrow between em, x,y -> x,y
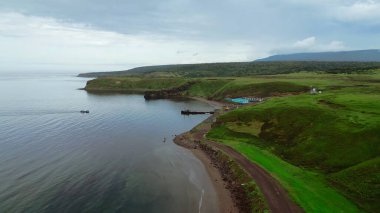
174,95 -> 256,212
176,97 -> 271,212
185,97 -> 239,213
190,145 -> 239,213
177,98 -> 238,212
174,97 -> 302,213
188,96 -> 225,109
175,129 -> 239,213
174,112 -> 268,213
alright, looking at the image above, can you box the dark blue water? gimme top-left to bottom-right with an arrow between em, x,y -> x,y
0,73 -> 219,212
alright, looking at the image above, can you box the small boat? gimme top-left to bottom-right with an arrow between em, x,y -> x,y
80,110 -> 90,113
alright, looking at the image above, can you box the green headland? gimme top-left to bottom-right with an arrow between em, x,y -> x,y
81,62 -> 380,213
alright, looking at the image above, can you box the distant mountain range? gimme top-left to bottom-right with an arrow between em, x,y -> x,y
256,49 -> 380,62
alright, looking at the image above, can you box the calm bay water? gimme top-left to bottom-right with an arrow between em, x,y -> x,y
0,73 -> 219,212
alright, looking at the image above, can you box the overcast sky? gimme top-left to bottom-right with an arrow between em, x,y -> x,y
0,0 -> 379,72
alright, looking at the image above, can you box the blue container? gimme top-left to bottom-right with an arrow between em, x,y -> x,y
229,98 -> 249,104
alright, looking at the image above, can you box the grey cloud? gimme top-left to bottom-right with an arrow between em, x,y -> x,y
1,0 -> 377,42
0,0 -> 379,72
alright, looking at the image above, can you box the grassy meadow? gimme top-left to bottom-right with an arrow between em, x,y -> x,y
85,77 -> 188,92
207,71 -> 380,213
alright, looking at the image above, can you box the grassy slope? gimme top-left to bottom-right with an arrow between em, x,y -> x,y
207,128 -> 362,213
85,77 -> 311,100
211,81 -> 309,100
329,157 -> 380,212
79,61 -> 380,77
186,78 -> 311,99
85,77 -> 189,92
206,72 -> 380,212
219,92 -> 380,171
186,79 -> 232,98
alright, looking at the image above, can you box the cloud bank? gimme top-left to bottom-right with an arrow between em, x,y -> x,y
0,0 -> 378,72
0,12 -> 262,72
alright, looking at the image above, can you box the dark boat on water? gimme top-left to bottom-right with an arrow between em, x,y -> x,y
80,110 -> 90,113
181,110 -> 214,115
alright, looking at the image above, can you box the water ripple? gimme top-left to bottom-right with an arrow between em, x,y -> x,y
0,74 -> 218,212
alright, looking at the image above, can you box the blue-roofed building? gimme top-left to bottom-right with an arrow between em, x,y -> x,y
227,97 -> 264,104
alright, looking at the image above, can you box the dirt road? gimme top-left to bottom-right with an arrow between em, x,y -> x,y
206,140 -> 304,213
192,113 -> 304,213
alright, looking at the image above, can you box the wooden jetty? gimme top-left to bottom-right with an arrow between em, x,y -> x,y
181,110 -> 214,115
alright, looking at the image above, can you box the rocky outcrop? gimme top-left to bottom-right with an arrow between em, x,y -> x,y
143,81 -> 197,100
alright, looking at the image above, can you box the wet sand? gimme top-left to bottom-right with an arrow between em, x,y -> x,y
191,147 -> 239,213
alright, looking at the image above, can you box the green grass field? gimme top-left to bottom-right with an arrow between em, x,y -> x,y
85,77 -> 189,92
206,72 -> 380,212
207,129 -> 363,213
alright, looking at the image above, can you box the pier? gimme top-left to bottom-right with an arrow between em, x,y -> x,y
181,110 -> 214,115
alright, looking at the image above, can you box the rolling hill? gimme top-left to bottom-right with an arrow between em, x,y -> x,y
78,61 -> 380,78
256,49 -> 380,62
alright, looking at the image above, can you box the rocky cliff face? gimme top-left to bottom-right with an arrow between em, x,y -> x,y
143,81 -> 197,99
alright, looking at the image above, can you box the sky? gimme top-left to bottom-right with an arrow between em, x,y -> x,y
0,0 -> 379,72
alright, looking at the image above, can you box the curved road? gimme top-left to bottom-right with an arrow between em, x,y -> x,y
206,140 -> 304,213
193,113 -> 304,213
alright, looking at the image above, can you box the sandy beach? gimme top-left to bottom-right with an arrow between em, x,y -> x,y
174,97 -> 239,212
191,146 -> 239,213
174,96 -> 242,212
175,97 -> 303,213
